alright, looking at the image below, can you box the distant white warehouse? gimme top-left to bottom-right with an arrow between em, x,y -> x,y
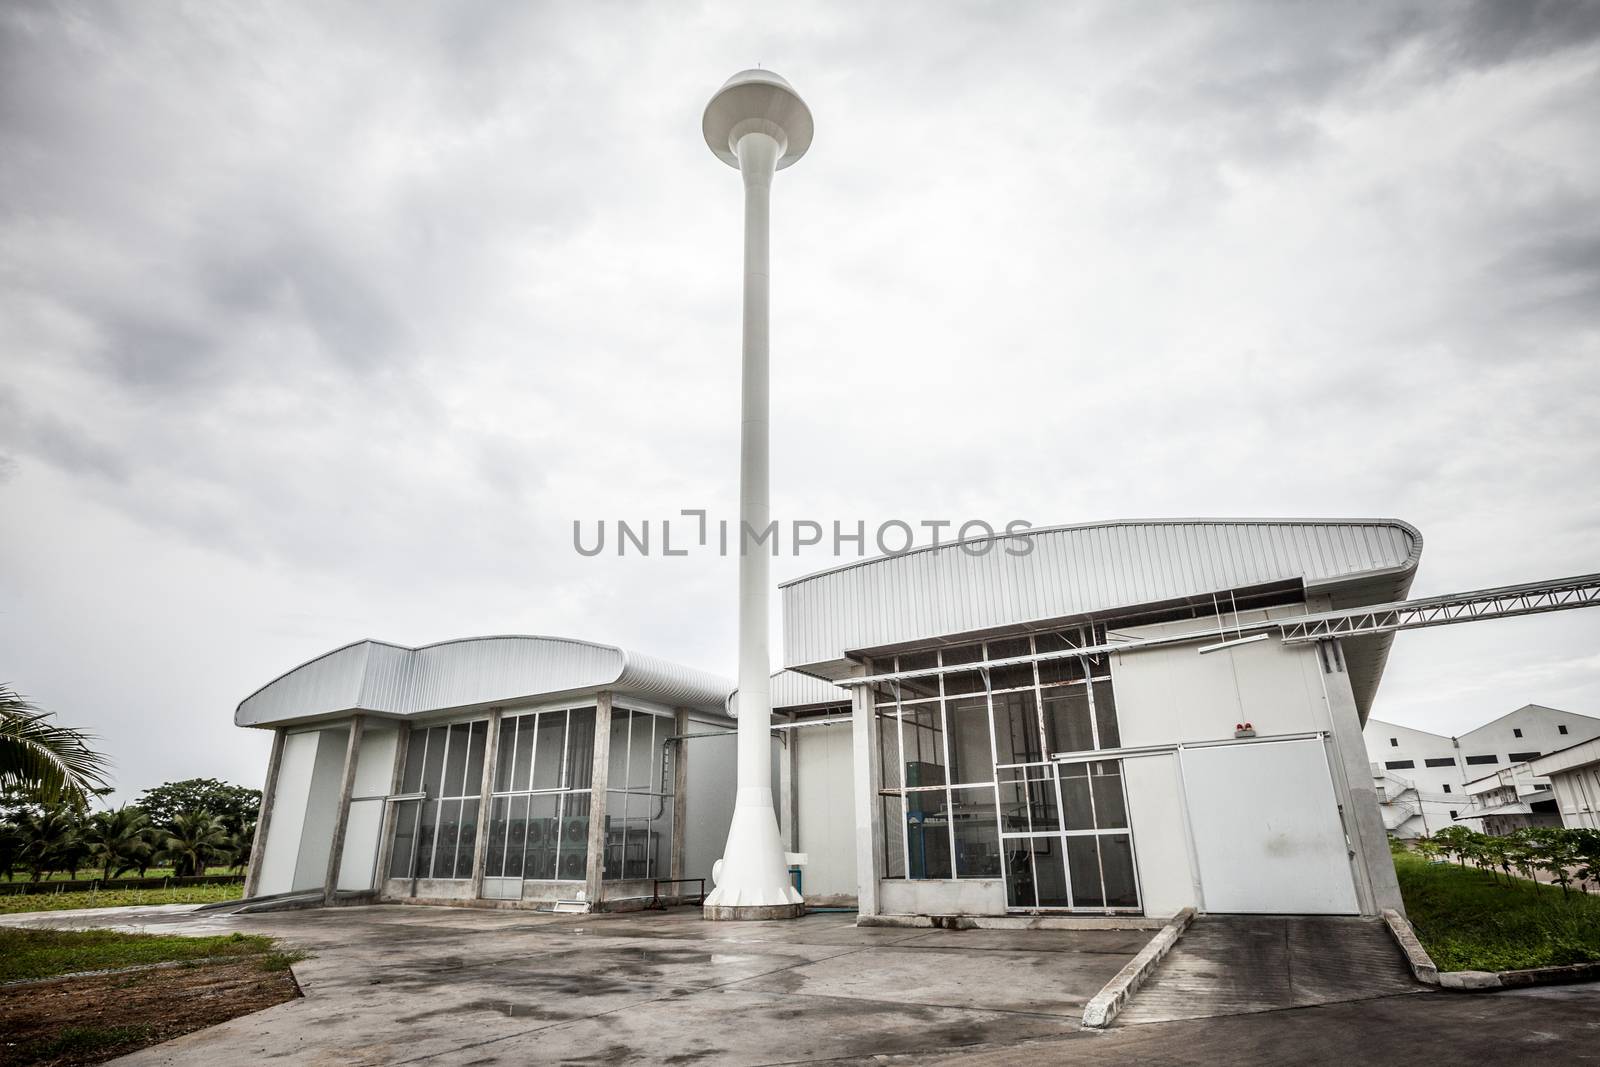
242,518 -> 1426,919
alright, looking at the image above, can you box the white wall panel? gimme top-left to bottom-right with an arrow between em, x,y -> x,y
793,722 -> 856,899
255,730 -> 319,896
1181,739 -> 1358,914
291,728 -> 347,892
1122,753 -> 1195,917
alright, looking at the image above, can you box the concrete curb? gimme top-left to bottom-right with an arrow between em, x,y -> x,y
857,914 -> 1167,932
1381,909 -> 1439,985
1381,908 -> 1600,991
1081,907 -> 1195,1028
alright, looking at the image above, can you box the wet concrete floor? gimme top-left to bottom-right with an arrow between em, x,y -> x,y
1,904 -> 1142,1065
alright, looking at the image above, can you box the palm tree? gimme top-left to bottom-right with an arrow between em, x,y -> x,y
16,808 -> 84,882
86,807 -> 152,881
157,812 -> 228,877
0,686 -> 109,805
224,822 -> 256,873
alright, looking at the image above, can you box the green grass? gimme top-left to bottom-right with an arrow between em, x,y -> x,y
12,1024 -> 156,1063
0,881 -> 243,915
1394,850 -> 1600,971
2,867 -> 247,884
0,928 -> 279,983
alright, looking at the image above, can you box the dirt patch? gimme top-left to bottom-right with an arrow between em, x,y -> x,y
0,959 -> 300,1066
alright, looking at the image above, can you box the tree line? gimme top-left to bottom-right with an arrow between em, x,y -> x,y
1,683 -> 260,882
1403,824 -> 1600,897
1,778 -> 261,882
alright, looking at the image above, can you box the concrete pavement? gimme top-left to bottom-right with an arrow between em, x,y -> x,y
3,904 -> 1596,1065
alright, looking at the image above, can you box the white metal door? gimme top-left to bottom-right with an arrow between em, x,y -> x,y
1181,738 -> 1359,914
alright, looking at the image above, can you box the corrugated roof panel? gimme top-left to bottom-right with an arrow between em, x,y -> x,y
779,518 -> 1422,671
237,635 -> 733,728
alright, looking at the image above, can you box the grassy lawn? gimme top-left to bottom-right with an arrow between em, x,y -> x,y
1394,850 -> 1600,971
0,927 -> 287,983
0,881 -> 243,915
2,867 -> 247,883
1,929 -> 304,1066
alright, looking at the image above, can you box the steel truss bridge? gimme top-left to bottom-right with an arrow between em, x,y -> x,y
1277,573 -> 1600,644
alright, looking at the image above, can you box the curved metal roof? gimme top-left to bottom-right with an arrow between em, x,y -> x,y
236,635 -> 733,728
780,519 -> 1423,711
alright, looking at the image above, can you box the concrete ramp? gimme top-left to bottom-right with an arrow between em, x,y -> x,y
1116,916 -> 1424,1025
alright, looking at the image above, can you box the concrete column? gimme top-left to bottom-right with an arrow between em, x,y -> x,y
584,692 -> 614,910
849,667 -> 883,918
1319,643 -> 1405,916
372,723 -> 410,897
779,713 -> 799,853
322,714 -> 366,906
670,707 -> 689,886
469,708 -> 503,900
243,728 -> 287,899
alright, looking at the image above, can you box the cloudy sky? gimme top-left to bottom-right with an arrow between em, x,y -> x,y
2,1 -> 1598,802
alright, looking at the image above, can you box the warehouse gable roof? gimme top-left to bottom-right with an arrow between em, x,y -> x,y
780,519 -> 1422,713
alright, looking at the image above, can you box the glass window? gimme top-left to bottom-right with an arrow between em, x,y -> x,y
566,707 -> 596,789
1090,682 -> 1119,748
986,637 -> 1031,661
993,691 -> 1043,766
946,696 -> 993,786
1067,836 -> 1104,908
402,736 -> 427,794
464,722 -> 486,798
421,726 -> 447,795
942,670 -> 985,696
881,795 -> 906,877
952,788 -> 1001,878
1043,688 -> 1094,755
1007,837 -> 1069,909
628,713 -> 657,793
1038,654 -> 1087,687
494,719 -> 518,792
389,799 -> 419,878
898,650 -> 938,672
987,662 -> 1035,692
1089,762 -> 1128,829
1100,834 -> 1138,908
901,705 -> 946,784
481,707 -> 599,883
1424,757 -> 1456,768
907,786 -> 952,879
524,794 -> 558,880
608,710 -> 634,787
1060,764 -> 1095,831
442,725 -> 470,798
532,711 -> 566,790
558,793 -> 591,880
941,644 -> 982,667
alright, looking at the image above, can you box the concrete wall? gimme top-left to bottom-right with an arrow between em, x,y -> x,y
792,721 -> 857,901
880,878 -> 1006,916
1122,752 -> 1196,917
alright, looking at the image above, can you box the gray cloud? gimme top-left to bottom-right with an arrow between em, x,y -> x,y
0,1 -> 1596,799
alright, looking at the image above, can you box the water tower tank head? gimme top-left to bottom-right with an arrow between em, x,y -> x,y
702,68 -> 813,170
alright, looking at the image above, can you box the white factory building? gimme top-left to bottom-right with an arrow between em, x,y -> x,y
1364,705 -> 1600,838
243,518 -> 1432,919
1531,739 -> 1600,830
